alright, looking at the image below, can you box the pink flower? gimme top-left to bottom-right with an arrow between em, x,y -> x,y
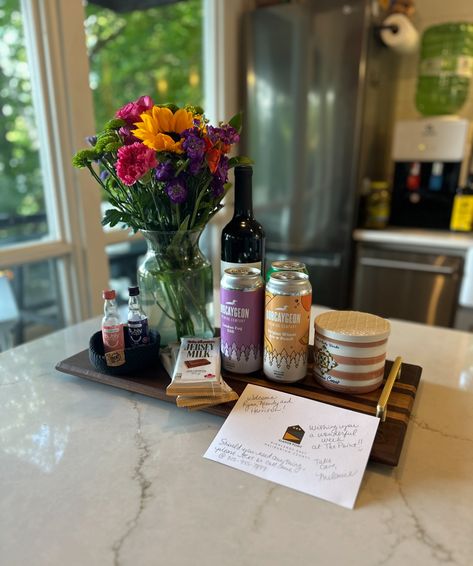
116,142 -> 157,186
115,95 -> 154,125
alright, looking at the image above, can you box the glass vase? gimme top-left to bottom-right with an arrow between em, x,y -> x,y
138,230 -> 214,346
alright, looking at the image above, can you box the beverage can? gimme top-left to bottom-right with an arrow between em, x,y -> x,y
220,267 -> 264,373
265,260 -> 308,282
264,272 -> 312,382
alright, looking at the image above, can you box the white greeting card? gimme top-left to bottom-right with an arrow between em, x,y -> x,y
204,384 -> 380,509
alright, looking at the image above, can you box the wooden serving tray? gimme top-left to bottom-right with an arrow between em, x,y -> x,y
56,348 -> 422,466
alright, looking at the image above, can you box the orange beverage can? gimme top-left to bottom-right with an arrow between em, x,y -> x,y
264,272 -> 312,382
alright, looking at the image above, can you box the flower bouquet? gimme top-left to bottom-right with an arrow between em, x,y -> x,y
73,95 -> 250,345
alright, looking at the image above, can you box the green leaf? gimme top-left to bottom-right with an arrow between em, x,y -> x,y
101,208 -> 124,228
178,214 -> 190,231
228,112 -> 243,133
160,103 -> 179,113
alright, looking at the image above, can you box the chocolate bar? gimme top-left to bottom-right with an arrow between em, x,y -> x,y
184,358 -> 211,368
166,337 -> 224,396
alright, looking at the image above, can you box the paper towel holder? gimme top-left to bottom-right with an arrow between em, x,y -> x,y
374,23 -> 399,34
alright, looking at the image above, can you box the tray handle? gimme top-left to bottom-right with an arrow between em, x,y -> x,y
376,357 -> 402,422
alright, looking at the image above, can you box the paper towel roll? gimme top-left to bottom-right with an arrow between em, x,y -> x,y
380,14 -> 419,55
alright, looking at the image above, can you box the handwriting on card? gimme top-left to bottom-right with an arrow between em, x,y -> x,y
313,457 -> 358,482
204,384 -> 379,509
309,423 -> 364,451
242,393 -> 293,414
213,438 -> 304,474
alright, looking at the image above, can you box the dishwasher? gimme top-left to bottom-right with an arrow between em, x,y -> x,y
351,244 -> 464,327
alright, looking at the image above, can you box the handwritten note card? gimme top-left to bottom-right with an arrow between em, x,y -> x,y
204,384 -> 379,509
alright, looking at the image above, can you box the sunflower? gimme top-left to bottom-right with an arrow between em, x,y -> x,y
132,106 -> 194,153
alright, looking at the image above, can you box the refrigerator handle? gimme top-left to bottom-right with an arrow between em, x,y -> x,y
360,257 -> 458,275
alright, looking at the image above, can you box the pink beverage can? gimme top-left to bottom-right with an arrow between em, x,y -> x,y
220,267 -> 264,373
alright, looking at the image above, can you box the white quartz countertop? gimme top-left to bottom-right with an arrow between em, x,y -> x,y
1,309 -> 473,566
354,227 -> 473,250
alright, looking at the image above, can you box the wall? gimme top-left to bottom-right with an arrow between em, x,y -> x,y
394,0 -> 473,122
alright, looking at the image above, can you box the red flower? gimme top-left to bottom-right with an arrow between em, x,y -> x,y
116,142 -> 157,186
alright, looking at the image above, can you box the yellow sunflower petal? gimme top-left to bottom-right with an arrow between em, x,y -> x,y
155,107 -> 173,133
141,138 -> 156,150
172,108 -> 194,133
131,126 -> 146,141
141,113 -> 155,130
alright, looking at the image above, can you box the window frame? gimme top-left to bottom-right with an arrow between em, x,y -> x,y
0,0 -> 245,327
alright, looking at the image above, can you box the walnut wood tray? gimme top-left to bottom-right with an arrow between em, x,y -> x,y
56,348 -> 422,466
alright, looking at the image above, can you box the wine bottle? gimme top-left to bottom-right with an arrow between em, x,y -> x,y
221,165 -> 265,276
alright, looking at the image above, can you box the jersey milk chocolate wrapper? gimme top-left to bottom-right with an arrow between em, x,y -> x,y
166,337 -> 224,396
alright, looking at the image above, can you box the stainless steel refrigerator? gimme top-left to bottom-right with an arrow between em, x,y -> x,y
242,0 -> 397,308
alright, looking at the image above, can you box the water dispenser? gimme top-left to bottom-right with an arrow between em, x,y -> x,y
389,117 -> 473,229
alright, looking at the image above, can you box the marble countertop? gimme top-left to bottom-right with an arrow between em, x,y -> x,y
1,310 -> 473,566
353,227 -> 473,250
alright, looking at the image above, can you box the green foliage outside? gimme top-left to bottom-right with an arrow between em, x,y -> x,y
85,0 -> 203,132
0,0 -> 46,243
0,0 -> 203,245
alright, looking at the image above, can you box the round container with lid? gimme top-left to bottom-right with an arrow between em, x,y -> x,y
314,310 -> 390,394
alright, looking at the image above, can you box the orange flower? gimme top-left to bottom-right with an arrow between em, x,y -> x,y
204,136 -> 222,173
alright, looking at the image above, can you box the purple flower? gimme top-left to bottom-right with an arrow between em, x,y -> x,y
86,135 -> 97,147
188,157 -> 203,175
182,128 -> 206,159
100,170 -> 109,182
118,126 -> 137,145
155,161 -> 174,182
207,125 -> 240,147
215,155 -> 229,182
211,177 -> 225,198
166,178 -> 188,204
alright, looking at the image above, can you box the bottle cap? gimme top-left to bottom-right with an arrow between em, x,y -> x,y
235,164 -> 253,176
128,286 -> 140,296
102,289 -> 115,300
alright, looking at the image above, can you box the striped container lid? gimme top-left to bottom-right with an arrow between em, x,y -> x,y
315,310 -> 391,343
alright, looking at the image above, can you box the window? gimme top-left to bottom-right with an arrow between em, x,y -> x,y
0,0 -> 217,350
0,0 -> 50,246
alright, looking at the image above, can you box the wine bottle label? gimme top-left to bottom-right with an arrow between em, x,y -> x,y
127,319 -> 149,346
263,291 -> 311,382
220,286 -> 264,373
221,260 -> 263,277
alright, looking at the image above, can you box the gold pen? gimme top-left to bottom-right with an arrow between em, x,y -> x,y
376,356 -> 402,422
